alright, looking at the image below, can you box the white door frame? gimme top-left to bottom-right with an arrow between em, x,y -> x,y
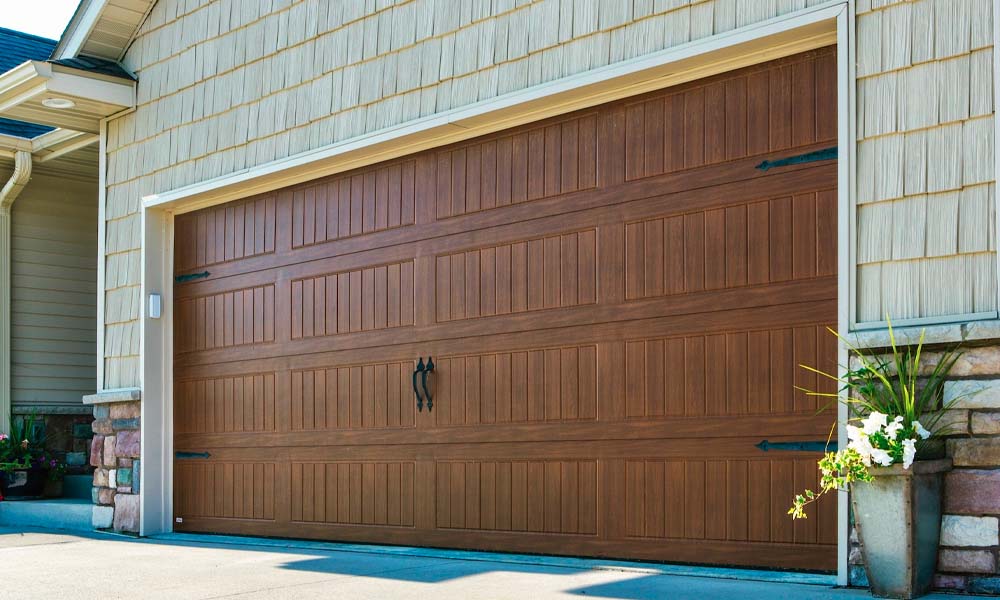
138,1 -> 854,584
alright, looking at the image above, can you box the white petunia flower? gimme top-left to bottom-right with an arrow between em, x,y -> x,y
862,411 -> 888,435
871,447 -> 894,467
913,420 -> 932,440
902,438 -> 917,469
848,435 -> 875,466
846,424 -> 865,442
885,416 -> 904,439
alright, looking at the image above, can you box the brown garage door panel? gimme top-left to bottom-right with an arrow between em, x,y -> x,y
290,361 -> 417,431
622,50 -> 836,181
615,457 -> 837,544
624,188 -> 837,300
432,344 -> 599,426
174,48 -> 839,571
175,461 -> 277,521
435,114 -> 599,219
175,372 -> 277,434
174,284 -> 276,354
435,229 -> 598,322
619,323 -> 837,419
289,160 -> 418,248
290,461 -> 416,527
435,459 -> 599,535
290,260 -> 415,339
174,195 -> 277,272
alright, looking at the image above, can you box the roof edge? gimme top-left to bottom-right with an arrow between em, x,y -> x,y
51,0 -> 106,60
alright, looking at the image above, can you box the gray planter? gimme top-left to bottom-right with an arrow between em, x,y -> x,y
852,458 -> 952,599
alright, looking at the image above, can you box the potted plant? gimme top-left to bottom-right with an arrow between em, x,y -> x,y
38,453 -> 67,498
789,324 -> 960,600
0,414 -> 49,500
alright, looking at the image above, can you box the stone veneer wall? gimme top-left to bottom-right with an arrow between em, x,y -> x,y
848,343 -> 1000,595
87,396 -> 141,533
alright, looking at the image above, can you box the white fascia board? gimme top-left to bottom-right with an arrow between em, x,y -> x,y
40,63 -> 136,108
145,1 -> 844,213
34,132 -> 99,162
0,60 -> 135,132
0,62 -> 47,115
53,0 -> 108,60
30,128 -> 84,151
0,133 -> 33,154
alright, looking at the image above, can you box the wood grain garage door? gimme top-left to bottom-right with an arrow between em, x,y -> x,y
172,48 -> 839,570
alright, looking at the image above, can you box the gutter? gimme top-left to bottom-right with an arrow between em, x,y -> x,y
0,150 -> 32,435
1,150 -> 32,206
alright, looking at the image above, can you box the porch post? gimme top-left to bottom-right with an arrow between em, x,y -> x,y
0,150 -> 31,435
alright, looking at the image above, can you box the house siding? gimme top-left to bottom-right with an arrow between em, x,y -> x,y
103,0 -> 838,388
10,173 -> 99,407
854,0 -> 996,323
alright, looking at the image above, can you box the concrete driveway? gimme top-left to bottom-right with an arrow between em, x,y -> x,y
0,527 -> 972,599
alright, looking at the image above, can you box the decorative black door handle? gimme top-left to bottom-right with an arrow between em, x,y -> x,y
412,358 -> 425,412
421,357 -> 435,412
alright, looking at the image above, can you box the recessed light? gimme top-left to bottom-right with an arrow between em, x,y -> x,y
41,98 -> 76,109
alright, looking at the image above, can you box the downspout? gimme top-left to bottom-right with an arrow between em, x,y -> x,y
0,150 -> 32,435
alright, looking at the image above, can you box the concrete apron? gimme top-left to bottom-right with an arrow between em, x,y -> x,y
155,532 -> 837,587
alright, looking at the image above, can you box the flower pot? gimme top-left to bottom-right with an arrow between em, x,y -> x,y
0,467 -> 48,500
42,475 -> 63,498
852,458 -> 952,599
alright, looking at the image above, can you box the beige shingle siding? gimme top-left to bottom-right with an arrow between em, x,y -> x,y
10,174 -> 98,406
855,0 -> 996,323
102,0 -> 994,385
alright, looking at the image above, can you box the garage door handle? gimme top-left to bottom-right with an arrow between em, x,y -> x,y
413,358 -> 425,412
421,357 -> 434,412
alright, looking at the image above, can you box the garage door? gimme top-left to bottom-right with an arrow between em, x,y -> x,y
172,48 -> 839,570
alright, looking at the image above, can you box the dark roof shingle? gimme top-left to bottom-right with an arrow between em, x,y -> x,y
0,27 -> 57,139
49,56 -> 136,81
0,27 -> 57,73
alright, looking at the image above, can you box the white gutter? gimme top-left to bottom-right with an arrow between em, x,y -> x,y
0,150 -> 31,434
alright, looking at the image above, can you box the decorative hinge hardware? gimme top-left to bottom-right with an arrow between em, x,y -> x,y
756,146 -> 837,171
755,440 -> 835,452
175,271 -> 210,283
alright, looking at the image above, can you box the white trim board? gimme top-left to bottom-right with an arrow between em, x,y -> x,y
53,0 -> 107,60
994,0 -> 1000,334
835,3 -> 854,588
96,118 -> 107,392
138,2 -> 852,586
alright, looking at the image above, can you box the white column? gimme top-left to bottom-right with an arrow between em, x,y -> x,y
0,151 -> 32,435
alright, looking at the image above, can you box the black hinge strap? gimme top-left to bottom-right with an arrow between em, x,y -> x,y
756,440 -> 835,452
756,146 -> 837,171
175,271 -> 210,283
175,451 -> 211,459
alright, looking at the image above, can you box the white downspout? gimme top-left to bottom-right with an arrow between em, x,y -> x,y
0,150 -> 32,435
